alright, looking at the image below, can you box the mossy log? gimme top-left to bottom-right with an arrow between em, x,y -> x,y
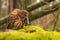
0,26 -> 60,40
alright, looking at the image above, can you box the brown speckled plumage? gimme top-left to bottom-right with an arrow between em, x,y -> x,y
7,9 -> 29,30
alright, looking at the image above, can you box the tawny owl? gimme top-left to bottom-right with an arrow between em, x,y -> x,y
7,9 -> 29,30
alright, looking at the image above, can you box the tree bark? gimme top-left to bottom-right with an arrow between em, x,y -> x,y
13,0 -> 21,9
0,15 -> 9,25
0,0 -> 2,14
5,0 -> 13,14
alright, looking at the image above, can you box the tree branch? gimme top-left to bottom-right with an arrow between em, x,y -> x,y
26,0 -> 54,12
29,1 -> 60,21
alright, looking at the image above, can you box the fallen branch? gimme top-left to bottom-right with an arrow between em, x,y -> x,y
26,0 -> 54,12
29,1 -> 60,21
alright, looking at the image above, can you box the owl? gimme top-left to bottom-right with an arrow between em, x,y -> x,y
7,9 -> 29,30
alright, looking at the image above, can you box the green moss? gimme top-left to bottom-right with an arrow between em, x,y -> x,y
19,25 -> 45,33
0,25 -> 60,40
